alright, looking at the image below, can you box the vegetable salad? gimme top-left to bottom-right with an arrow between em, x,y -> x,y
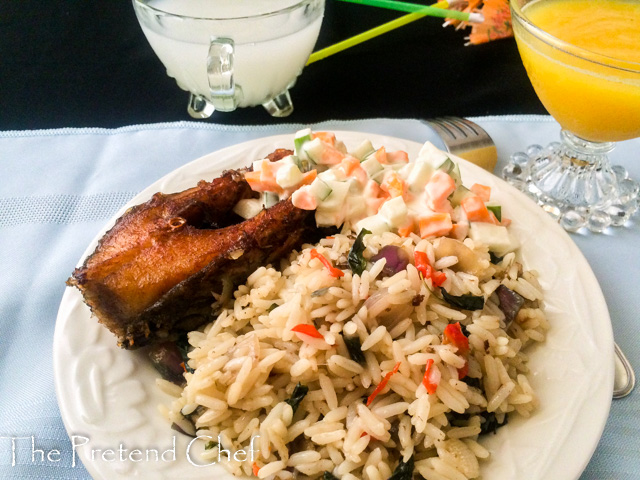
234,130 -> 518,257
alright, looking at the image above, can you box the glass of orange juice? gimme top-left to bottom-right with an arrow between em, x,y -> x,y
505,0 -> 640,232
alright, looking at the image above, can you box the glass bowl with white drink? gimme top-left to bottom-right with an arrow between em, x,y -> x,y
132,0 -> 325,118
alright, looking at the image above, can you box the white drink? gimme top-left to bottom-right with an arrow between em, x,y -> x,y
135,0 -> 324,108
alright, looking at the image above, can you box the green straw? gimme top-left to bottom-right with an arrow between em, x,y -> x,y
307,1 -> 483,65
307,11 -> 426,65
335,0 -> 480,22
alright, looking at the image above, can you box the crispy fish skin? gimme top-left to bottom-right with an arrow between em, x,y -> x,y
70,199 -> 314,349
67,148 -> 321,349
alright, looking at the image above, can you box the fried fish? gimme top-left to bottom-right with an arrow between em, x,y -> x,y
68,149 -> 320,349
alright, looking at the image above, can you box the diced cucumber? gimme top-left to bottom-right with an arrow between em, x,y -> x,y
352,139 -> 376,160
294,129 -> 312,159
318,168 -> 337,184
335,140 -> 348,154
315,209 -> 345,227
418,141 -> 449,165
276,163 -> 303,189
262,192 -> 279,209
437,158 -> 462,185
309,178 -> 333,201
252,159 -> 265,171
344,195 -> 367,220
378,196 -> 408,228
360,156 -> 384,179
406,160 -> 434,193
486,204 -> 502,222
449,185 -> 475,206
302,137 -> 325,164
468,222 -> 519,256
233,198 -> 263,219
318,180 -> 350,211
355,214 -> 391,236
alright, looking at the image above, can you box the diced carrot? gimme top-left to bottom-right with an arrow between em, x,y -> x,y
244,170 -> 279,193
461,196 -> 498,224
397,221 -> 415,237
252,462 -> 260,476
363,180 -> 386,215
425,171 -> 456,211
335,155 -> 362,180
320,144 -> 346,165
385,150 -> 409,164
419,212 -> 453,238
470,183 -> 491,202
244,170 -> 262,187
374,146 -> 389,164
312,131 -> 336,146
291,187 -> 317,210
380,171 -> 406,199
299,169 -> 317,187
448,222 -> 469,240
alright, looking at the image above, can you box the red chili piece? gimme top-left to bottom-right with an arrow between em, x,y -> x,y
366,361 -> 401,406
413,251 -> 447,287
310,249 -> 345,278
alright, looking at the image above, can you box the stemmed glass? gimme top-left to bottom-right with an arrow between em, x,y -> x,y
505,0 -> 640,232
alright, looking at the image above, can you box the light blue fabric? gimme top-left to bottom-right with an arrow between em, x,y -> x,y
1,117 -> 638,479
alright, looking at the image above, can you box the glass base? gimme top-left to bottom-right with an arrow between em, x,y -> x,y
503,130 -> 639,233
186,88 -> 294,119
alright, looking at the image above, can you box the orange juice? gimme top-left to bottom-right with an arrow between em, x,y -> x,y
513,0 -> 640,142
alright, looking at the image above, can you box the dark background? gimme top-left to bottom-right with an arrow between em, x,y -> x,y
0,1 -> 546,131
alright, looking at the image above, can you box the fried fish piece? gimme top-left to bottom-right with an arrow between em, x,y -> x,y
68,149 -> 322,349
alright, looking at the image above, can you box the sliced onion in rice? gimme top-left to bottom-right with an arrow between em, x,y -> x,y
364,288 -> 413,330
371,245 -> 410,278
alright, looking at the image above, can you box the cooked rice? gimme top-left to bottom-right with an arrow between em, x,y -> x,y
163,231 -> 548,479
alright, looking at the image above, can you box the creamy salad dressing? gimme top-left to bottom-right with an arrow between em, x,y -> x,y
234,130 -> 519,256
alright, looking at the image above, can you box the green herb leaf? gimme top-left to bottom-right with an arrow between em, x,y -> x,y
489,252 -> 503,264
480,411 -> 509,435
176,334 -> 195,374
441,288 -> 484,311
487,204 -> 502,222
342,335 -> 366,364
204,441 -> 218,450
388,454 -> 414,480
285,383 -> 309,414
323,472 -> 340,480
348,228 -> 371,276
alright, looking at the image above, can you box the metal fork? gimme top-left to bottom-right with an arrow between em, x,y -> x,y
423,117 -> 498,171
425,116 -> 635,399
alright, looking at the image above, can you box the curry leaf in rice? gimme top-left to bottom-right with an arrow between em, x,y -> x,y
480,411 -> 509,435
348,228 -> 371,275
441,288 -> 485,311
175,334 -> 195,374
342,334 -> 366,364
285,383 -> 309,414
388,454 -> 414,480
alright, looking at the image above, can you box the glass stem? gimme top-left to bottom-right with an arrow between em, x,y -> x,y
527,130 -> 618,209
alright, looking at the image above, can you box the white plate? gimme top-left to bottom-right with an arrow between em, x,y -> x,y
53,131 -> 614,480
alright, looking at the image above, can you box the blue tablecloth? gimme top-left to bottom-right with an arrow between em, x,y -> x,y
1,117 -> 638,479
